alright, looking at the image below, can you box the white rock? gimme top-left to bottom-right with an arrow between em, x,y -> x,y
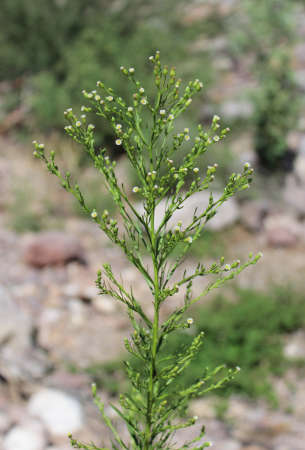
284,330 -> 305,360
3,422 -> 46,450
136,191 -> 239,232
28,389 -> 83,436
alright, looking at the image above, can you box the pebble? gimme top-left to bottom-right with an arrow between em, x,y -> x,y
3,422 -> 46,450
28,389 -> 84,436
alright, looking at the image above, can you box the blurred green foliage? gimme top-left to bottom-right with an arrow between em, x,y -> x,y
0,0 -> 212,144
230,0 -> 300,169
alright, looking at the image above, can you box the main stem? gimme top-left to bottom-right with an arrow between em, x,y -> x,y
144,203 -> 160,449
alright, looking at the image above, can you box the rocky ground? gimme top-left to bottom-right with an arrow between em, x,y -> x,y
1,151 -> 305,449
1,1 -> 305,447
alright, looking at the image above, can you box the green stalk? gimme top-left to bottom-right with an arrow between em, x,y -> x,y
144,203 -> 160,449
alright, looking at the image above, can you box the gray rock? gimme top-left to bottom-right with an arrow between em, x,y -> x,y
0,286 -> 50,382
263,214 -> 301,248
220,100 -> 253,121
283,174 -> 305,216
3,422 -> 46,450
23,231 -> 86,268
136,191 -> 240,233
239,201 -> 268,232
28,388 -> 84,436
284,330 -> 305,360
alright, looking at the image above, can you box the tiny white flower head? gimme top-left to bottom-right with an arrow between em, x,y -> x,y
213,114 -> 220,121
177,221 -> 182,227
106,96 -> 113,102
81,105 -> 86,111
129,67 -> 135,73
168,114 -> 174,120
139,87 -> 145,93
184,128 -> 189,133
174,226 -> 180,233
206,442 -> 213,447
149,55 -> 154,61
38,143 -> 44,149
187,317 -> 194,325
81,114 -> 86,119
236,366 -> 241,372
115,124 -> 122,130
141,98 -> 148,105
115,139 -> 122,146
185,236 -> 193,244
195,136 -> 201,142
244,162 -> 251,169
167,159 -> 173,164
76,121 -> 81,127
213,135 -> 220,142
87,93 -> 93,98
92,90 -> 97,94
94,95 -> 101,101
185,135 -> 190,141
100,99 -> 104,105
199,81 -> 203,88
224,264 -> 231,271
91,210 -> 98,219
186,98 -> 192,106
128,106 -> 133,112
193,167 -> 199,173
132,186 -> 140,193
192,415 -> 198,421
160,109 -> 166,115
88,124 -> 95,130
120,66 -> 124,71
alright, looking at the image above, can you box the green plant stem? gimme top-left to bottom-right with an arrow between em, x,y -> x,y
144,204 -> 160,449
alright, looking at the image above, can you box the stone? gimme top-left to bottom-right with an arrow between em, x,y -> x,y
23,231 -> 86,268
28,388 -> 84,436
284,330 -> 305,360
3,422 -> 46,450
220,100 -> 253,121
263,214 -> 301,248
0,286 -> 50,382
294,152 -> 305,183
283,174 -> 305,216
137,191 -> 239,233
239,201 -> 268,232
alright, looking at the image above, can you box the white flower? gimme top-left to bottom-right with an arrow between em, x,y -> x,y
139,87 -> 145,93
187,318 -> 194,325
94,95 -> 101,101
192,415 -> 198,421
149,56 -> 154,61
167,159 -> 173,164
186,98 -> 192,106
174,226 -> 180,233
224,264 -> 231,271
115,124 -> 122,130
213,114 -> 220,121
81,114 -> 86,119
115,139 -> 122,146
160,109 -> 166,115
106,96 -> 113,101
193,167 -> 199,173
184,128 -> 189,133
141,98 -> 148,105
168,114 -> 174,120
128,106 -> 133,112
100,100 -> 104,105
236,366 -> 241,372
87,93 -> 93,98
120,66 -> 124,71
195,136 -> 201,142
129,67 -> 135,73
91,210 -> 98,218
185,236 -> 193,244
213,135 -> 220,142
132,186 -> 140,193
185,135 -> 190,141
88,124 -> 95,130
76,121 -> 81,127
81,106 -> 86,111
38,143 -> 44,149
244,162 -> 251,169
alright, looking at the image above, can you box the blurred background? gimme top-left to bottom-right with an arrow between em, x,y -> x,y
1,1 -> 305,449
